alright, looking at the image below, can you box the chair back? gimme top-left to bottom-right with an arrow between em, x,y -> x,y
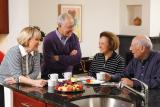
0,51 -> 4,64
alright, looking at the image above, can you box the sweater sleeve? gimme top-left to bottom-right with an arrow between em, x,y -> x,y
2,47 -> 22,82
43,36 -> 58,65
88,54 -> 97,77
116,57 -> 125,73
58,35 -> 82,66
142,59 -> 160,89
111,59 -> 135,82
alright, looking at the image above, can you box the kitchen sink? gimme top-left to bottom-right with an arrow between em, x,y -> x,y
71,97 -> 136,107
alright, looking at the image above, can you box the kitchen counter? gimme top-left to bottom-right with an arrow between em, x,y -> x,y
3,82 -> 160,107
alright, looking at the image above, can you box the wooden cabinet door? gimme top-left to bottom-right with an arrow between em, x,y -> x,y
47,104 -> 57,107
0,0 -> 9,34
13,91 -> 46,107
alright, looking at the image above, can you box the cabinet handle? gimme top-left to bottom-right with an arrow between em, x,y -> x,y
21,102 -> 32,107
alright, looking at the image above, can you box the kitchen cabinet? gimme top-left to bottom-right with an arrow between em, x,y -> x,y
0,0 -> 9,34
47,104 -> 57,107
13,91 -> 46,107
13,91 -> 58,107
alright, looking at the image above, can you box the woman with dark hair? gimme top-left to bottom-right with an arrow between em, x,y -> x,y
89,31 -> 125,78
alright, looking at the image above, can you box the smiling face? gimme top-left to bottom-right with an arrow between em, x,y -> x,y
17,27 -> 42,53
99,36 -> 110,54
59,17 -> 74,37
129,38 -> 145,60
28,35 -> 40,52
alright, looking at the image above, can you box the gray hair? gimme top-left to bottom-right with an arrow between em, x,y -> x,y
138,36 -> 153,50
57,13 -> 75,26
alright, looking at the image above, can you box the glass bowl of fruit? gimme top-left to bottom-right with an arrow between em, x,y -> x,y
55,80 -> 84,93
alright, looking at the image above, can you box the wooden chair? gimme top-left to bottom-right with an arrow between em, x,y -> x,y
0,51 -> 5,107
0,51 -> 4,64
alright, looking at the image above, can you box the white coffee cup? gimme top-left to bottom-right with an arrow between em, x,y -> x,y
48,73 -> 58,80
48,79 -> 57,87
63,72 -> 72,80
96,72 -> 106,81
48,86 -> 54,93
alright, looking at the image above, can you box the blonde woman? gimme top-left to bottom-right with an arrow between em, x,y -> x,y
0,26 -> 47,87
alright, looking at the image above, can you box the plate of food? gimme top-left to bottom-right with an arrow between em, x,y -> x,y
82,79 -> 105,85
55,80 -> 84,93
58,78 -> 78,82
58,78 -> 68,82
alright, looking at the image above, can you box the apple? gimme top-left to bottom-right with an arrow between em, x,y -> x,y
78,84 -> 83,90
62,87 -> 67,91
72,86 -> 76,91
58,87 -> 62,91
56,86 -> 59,90
76,88 -> 80,91
67,86 -> 73,91
86,79 -> 91,83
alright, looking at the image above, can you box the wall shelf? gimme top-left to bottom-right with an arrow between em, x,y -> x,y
127,5 -> 142,26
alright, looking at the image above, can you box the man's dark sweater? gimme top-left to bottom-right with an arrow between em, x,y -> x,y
41,30 -> 81,79
112,51 -> 160,89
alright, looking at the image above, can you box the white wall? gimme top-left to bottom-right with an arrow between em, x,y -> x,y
150,0 -> 160,37
0,0 -> 29,53
0,0 -> 160,56
29,0 -> 120,57
119,0 -> 150,36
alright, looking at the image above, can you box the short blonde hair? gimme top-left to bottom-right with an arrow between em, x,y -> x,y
17,26 -> 41,47
100,31 -> 120,51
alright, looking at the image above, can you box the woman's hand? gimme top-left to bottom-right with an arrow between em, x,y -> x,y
4,77 -> 17,84
18,76 -> 47,87
104,73 -> 111,81
52,55 -> 59,61
32,79 -> 47,87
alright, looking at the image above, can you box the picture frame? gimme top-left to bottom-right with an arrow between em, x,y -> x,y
58,4 -> 82,42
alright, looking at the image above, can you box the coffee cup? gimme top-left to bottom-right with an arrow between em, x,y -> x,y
96,72 -> 106,81
47,85 -> 54,93
48,73 -> 58,80
63,72 -> 72,80
48,79 -> 57,87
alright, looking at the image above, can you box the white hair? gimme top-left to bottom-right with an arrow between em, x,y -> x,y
57,13 -> 75,26
138,36 -> 153,50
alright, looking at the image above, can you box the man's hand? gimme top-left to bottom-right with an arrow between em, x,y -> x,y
52,55 -> 59,61
52,50 -> 77,61
104,73 -> 112,81
121,78 -> 133,87
70,50 -> 77,56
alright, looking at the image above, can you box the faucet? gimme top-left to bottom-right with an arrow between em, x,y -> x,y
118,78 -> 148,107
